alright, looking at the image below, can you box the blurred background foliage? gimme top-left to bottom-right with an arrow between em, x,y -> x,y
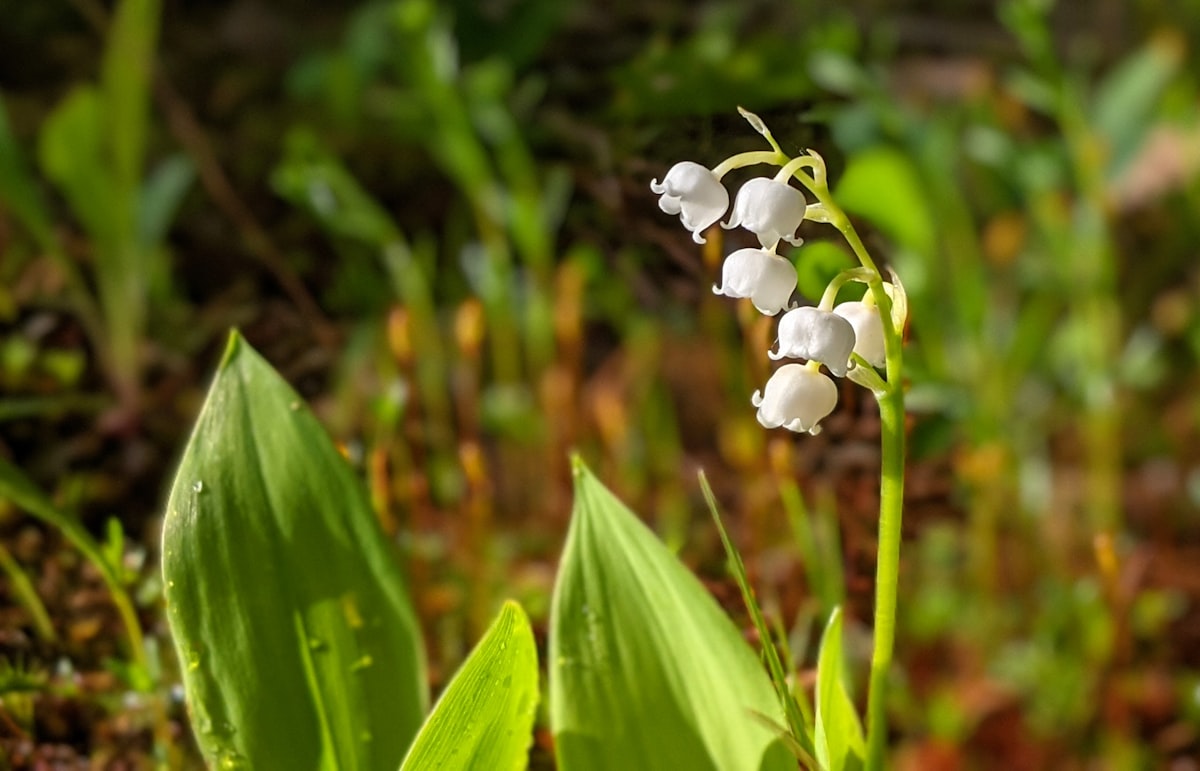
2,0 -> 1200,766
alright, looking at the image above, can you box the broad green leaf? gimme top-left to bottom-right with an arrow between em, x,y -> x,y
550,459 -> 793,771
401,601 -> 538,771
815,608 -> 864,771
163,332 -> 426,771
835,146 -> 935,257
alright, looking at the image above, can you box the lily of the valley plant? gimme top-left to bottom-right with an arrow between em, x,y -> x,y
653,109 -> 909,771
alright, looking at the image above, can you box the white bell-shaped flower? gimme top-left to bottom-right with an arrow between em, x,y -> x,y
751,364 -> 839,435
770,306 -> 857,377
650,161 -> 730,244
712,248 -> 797,315
833,301 -> 886,368
722,178 -> 806,249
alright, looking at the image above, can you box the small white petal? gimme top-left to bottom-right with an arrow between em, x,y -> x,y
771,307 -> 856,377
712,248 -> 797,315
658,194 -> 682,215
752,364 -> 838,434
833,301 -> 886,368
651,161 -> 729,243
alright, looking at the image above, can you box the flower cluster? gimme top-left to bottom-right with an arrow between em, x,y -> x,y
652,113 -> 900,435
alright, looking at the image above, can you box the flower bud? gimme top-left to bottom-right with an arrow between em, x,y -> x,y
770,306 -> 856,377
712,248 -> 797,316
650,161 -> 730,244
751,364 -> 838,435
833,301 -> 886,368
722,178 -> 806,249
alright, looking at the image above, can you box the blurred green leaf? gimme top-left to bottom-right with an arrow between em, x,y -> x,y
835,146 -> 935,256
37,86 -> 113,241
138,154 -> 194,250
400,601 -> 538,771
271,128 -> 402,247
612,7 -> 817,118
450,0 -> 572,69
814,608 -> 864,771
101,0 -> 160,198
0,542 -> 56,643
101,517 -> 127,584
0,97 -> 55,248
162,332 -> 427,770
550,458 -> 792,771
1092,35 -> 1182,179
791,241 -> 857,304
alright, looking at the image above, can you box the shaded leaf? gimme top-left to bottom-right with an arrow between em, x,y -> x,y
401,601 -> 538,771
0,97 -> 55,248
162,332 -> 426,770
550,458 -> 793,771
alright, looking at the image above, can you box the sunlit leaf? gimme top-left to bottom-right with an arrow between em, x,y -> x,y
162,331 -> 426,770
400,601 -> 538,771
815,608 -> 864,771
550,458 -> 793,771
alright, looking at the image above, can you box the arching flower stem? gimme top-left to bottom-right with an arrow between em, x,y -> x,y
710,150 -> 787,180
817,267 -> 877,311
774,155 -> 826,190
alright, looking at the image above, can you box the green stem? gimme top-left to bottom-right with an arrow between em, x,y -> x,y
865,383 -> 905,770
814,200 -> 906,770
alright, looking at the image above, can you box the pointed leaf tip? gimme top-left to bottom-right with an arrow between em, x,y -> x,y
569,452 -> 588,479
401,600 -> 538,771
218,328 -> 244,370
